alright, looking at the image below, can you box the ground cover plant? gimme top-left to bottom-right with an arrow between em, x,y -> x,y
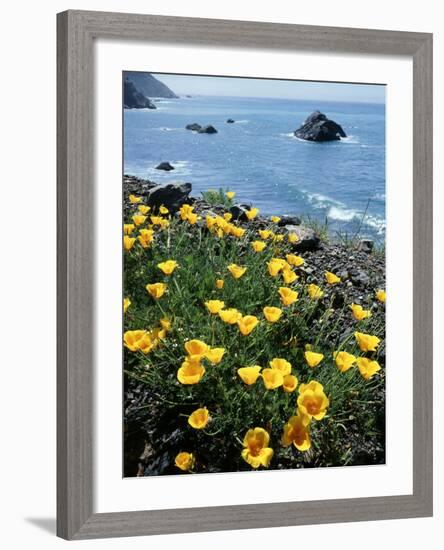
123,190 -> 386,476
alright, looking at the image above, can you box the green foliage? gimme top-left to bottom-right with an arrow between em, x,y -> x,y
200,188 -> 234,208
124,206 -> 385,474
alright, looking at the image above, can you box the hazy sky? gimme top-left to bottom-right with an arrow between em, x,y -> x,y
153,73 -> 385,103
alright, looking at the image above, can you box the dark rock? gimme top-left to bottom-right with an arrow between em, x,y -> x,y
123,79 -> 156,110
155,162 -> 175,171
277,215 -> 302,227
226,118 -> 235,123
284,225 -> 321,251
124,71 -> 178,98
198,125 -> 218,134
229,204 -> 249,222
146,182 -> 192,212
294,111 -> 346,142
350,270 -> 370,287
357,239 -> 374,253
185,123 -> 202,131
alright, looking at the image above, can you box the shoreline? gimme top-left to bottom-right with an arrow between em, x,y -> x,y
123,174 -> 385,248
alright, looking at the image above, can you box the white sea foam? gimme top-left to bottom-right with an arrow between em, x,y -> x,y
340,135 -> 360,144
234,119 -> 249,124
154,127 -> 183,132
328,206 -> 358,222
327,206 -> 386,234
305,191 -> 344,209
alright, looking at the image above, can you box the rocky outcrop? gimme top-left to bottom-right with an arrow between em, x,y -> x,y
185,123 -> 218,134
294,111 -> 346,142
124,79 -> 156,109
155,162 -> 175,171
284,225 -> 321,251
226,119 -> 235,124
146,183 -> 192,212
198,125 -> 218,134
124,72 -> 178,98
185,123 -> 202,131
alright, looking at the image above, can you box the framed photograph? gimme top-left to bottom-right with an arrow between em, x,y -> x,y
57,10 -> 433,540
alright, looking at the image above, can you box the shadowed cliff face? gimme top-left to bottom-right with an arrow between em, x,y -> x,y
123,79 -> 156,110
124,71 -> 178,99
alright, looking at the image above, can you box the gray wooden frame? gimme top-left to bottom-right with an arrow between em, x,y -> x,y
57,9 -> 433,540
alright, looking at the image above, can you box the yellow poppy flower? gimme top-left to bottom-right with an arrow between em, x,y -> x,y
246,207 -> 259,220
123,330 -> 147,351
297,381 -> 329,421
159,205 -> 169,215
282,268 -> 298,284
286,254 -> 304,267
221,212 -> 231,222
146,282 -> 167,299
251,240 -> 267,252
288,232 -> 299,243
123,223 -> 135,235
184,339 -> 209,360
218,308 -> 242,324
205,347 -> 225,364
259,229 -> 273,240
230,225 -> 246,238
179,204 -> 194,220
281,415 -> 311,450
354,331 -> 381,352
157,260 -> 178,275
267,259 -> 282,277
123,297 -> 131,313
356,357 -> 381,380
271,216 -> 281,223
269,358 -> 292,376
278,287 -> 298,306
205,300 -> 225,314
262,368 -> 284,390
129,194 -> 142,204
237,315 -> 259,336
325,271 -> 341,284
263,306 -> 283,323
228,263 -> 247,279
307,283 -> 324,299
138,205 -> 150,215
150,215 -> 163,226
175,452 -> 195,471
350,303 -> 372,321
226,191 -> 235,200
376,289 -> 386,303
237,365 -> 262,385
304,351 -> 324,368
123,236 -> 136,251
188,407 -> 210,429
283,374 -> 298,393
241,428 -> 273,468
206,215 -> 217,229
334,350 -> 356,372
215,279 -> 224,289
187,212 -> 199,225
177,360 -> 205,384
137,228 -> 154,248
274,234 -> 284,242
160,318 -> 171,332
132,214 -> 147,226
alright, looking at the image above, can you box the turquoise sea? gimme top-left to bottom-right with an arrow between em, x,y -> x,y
124,95 -> 385,241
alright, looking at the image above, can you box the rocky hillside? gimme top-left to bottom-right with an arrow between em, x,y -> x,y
124,79 -> 156,109
124,71 -> 178,99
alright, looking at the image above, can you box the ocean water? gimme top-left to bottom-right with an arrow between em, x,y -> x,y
124,95 -> 385,241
